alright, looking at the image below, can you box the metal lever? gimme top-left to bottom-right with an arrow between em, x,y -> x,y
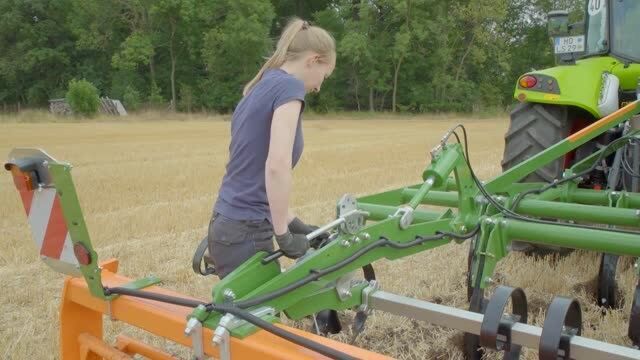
262,210 -> 364,264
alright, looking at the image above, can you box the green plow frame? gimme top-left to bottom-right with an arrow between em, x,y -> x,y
200,101 -> 640,359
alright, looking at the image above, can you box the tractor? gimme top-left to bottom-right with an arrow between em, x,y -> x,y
504,0 -> 640,308
504,0 -> 640,185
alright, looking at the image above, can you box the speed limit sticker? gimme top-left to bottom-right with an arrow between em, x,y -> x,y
588,0 -> 604,16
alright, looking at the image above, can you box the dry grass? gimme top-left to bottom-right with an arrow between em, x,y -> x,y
0,113 -> 637,359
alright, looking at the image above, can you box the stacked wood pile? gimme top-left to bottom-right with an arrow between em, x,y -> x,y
48,99 -> 73,115
49,98 -> 127,116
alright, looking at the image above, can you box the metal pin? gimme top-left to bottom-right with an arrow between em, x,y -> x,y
223,289 -> 236,302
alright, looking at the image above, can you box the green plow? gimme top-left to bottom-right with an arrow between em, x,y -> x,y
191,101 -> 640,359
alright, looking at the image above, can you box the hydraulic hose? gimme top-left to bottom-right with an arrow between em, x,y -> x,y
102,286 -> 356,360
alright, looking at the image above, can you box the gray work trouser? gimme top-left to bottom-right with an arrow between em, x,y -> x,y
207,213 -> 275,279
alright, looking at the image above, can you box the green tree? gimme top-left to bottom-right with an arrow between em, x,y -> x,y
66,79 -> 100,116
0,0 -> 76,106
200,0 -> 275,111
123,85 -> 141,111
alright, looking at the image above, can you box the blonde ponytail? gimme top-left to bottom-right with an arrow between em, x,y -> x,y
243,18 -> 335,96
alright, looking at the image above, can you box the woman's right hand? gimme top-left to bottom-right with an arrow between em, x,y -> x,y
274,230 -> 309,258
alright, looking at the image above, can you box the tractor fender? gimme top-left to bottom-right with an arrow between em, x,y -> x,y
513,56 -> 620,118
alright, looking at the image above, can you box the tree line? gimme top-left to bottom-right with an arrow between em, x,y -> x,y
0,0 -> 585,113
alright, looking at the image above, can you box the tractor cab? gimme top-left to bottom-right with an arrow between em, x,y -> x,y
584,0 -> 640,63
548,0 -> 640,66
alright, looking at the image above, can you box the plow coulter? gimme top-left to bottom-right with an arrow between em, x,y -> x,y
6,102 -> 640,359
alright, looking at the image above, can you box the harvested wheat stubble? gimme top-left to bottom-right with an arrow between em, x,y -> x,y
0,114 -> 636,359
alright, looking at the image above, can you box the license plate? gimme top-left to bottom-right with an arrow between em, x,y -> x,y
554,35 -> 585,54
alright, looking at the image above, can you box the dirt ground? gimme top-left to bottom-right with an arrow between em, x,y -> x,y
0,112 -> 637,359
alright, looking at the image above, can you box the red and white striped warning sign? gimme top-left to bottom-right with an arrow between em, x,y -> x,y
10,167 -> 78,266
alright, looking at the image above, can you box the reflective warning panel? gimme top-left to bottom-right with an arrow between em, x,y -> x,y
5,148 -> 81,277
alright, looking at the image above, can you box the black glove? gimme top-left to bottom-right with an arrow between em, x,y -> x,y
288,217 -> 317,234
288,217 -> 330,249
275,230 -> 309,258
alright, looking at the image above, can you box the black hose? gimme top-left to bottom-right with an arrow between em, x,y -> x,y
102,286 -> 356,360
211,304 -> 358,360
103,286 -> 207,308
451,125 -> 640,235
509,136 -> 636,210
232,227 -> 479,309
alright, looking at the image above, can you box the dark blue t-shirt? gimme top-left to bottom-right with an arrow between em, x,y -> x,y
214,69 -> 306,222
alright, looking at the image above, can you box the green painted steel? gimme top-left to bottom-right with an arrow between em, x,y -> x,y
285,282 -> 368,319
49,163 -> 166,301
48,163 -> 106,299
402,189 -> 458,208
357,203 -> 441,222
407,177 -> 436,209
514,199 -> 640,227
504,219 -> 640,256
567,188 -> 640,208
106,275 -> 162,301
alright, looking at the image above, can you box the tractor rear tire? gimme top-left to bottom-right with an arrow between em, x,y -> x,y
501,103 -> 571,183
502,103 -> 572,252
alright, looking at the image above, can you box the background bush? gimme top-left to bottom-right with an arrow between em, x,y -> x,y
66,79 -> 100,116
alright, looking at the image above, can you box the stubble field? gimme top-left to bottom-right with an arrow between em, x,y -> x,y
0,111 -> 637,359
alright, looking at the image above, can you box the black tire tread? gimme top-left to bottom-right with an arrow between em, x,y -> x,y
501,103 -> 571,183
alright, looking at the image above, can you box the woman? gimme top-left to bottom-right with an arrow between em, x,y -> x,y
208,18 -> 336,279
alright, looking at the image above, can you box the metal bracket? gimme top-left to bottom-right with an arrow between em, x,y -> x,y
359,280 -> 379,313
337,194 -> 366,234
185,317 -> 206,360
393,206 -> 414,230
226,307 -> 275,330
212,313 -> 234,360
335,272 -> 357,301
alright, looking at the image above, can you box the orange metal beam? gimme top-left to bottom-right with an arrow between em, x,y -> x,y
60,258 -> 391,360
115,335 -> 178,360
77,333 -> 130,360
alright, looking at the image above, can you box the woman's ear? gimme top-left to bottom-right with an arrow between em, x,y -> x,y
306,54 -> 321,67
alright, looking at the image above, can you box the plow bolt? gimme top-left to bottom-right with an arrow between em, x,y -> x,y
223,289 -> 236,302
